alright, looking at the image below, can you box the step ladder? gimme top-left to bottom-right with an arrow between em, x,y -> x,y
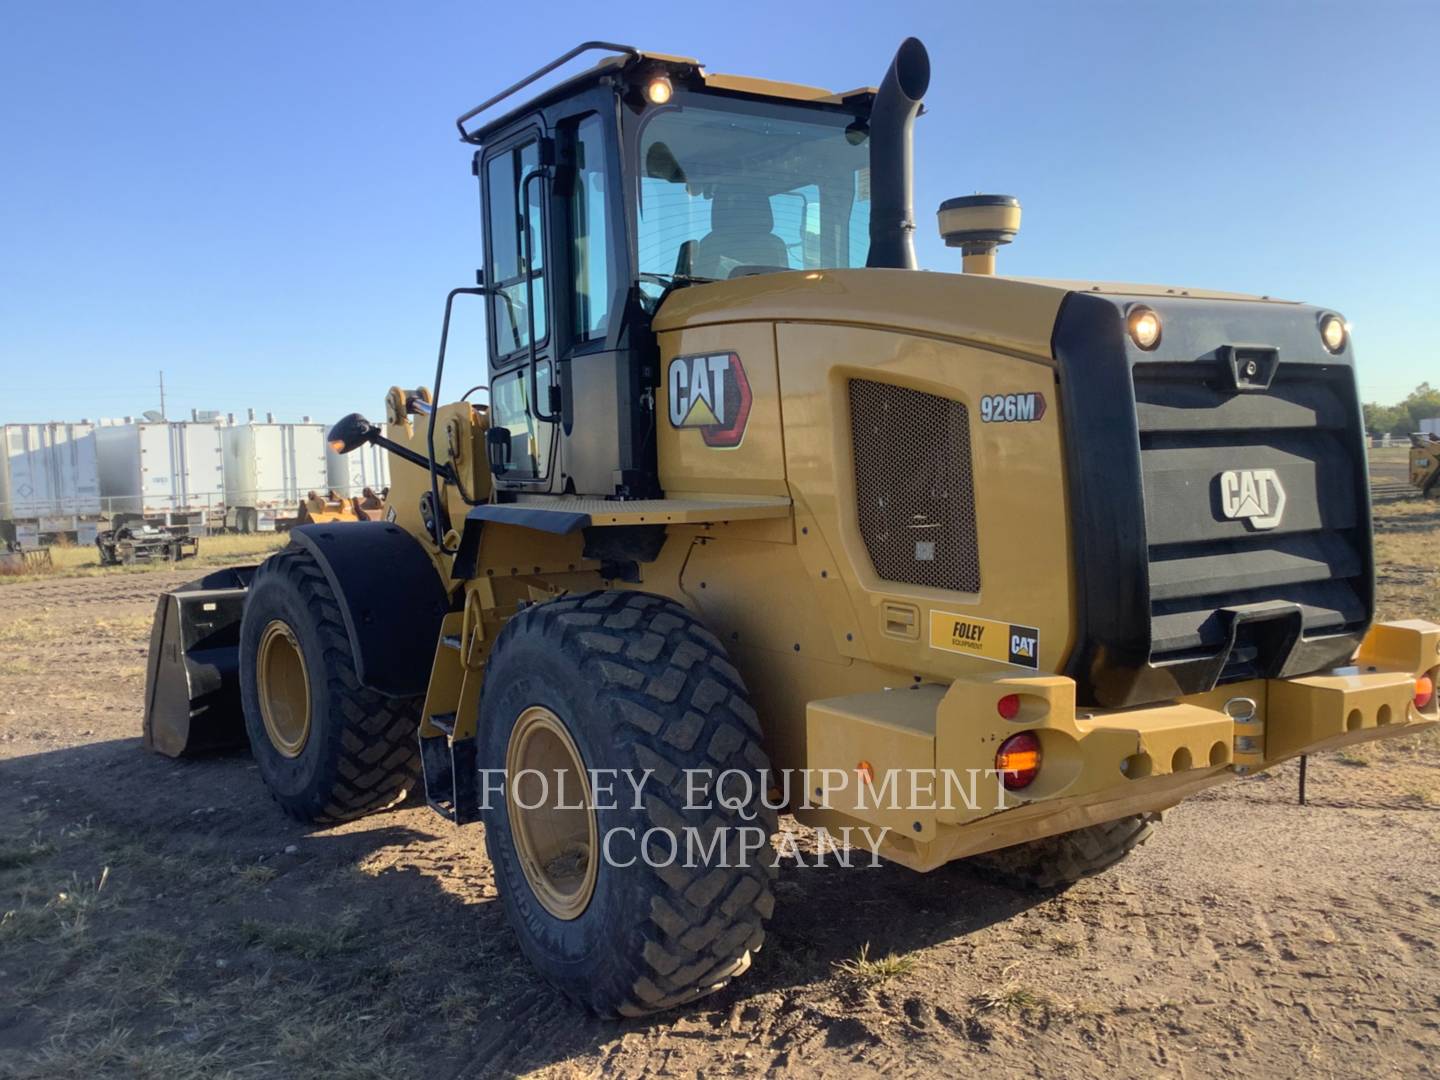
418,611 -> 484,824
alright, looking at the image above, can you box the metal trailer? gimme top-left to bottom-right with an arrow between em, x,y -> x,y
0,422 -> 102,547
222,421 -> 328,532
325,439 -> 390,499
94,420 -> 226,534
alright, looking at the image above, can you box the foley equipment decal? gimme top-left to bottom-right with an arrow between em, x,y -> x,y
928,610 -> 1040,670
667,352 -> 752,448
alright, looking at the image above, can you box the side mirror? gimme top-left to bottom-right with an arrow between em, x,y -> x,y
328,412 -> 378,455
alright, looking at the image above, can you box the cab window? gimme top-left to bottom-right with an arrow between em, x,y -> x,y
571,114 -> 611,342
486,140 -> 547,358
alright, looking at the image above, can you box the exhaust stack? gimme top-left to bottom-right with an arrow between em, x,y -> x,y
866,38 -> 931,270
938,194 -> 1022,275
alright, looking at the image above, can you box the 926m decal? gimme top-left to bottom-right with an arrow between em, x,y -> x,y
980,392 -> 1046,423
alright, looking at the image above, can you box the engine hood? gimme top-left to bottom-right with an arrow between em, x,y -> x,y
651,269 -> 1297,365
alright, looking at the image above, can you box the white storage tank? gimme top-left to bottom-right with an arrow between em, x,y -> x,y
1420,417 -> 1440,437
0,423 -> 102,544
326,440 -> 390,499
222,420 -> 327,531
95,421 -> 226,526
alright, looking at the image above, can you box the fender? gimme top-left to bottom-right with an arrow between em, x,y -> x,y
289,522 -> 451,698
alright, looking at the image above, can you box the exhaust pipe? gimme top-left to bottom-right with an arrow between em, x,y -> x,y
866,37 -> 931,270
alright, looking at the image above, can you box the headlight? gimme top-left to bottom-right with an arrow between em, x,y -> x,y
1126,305 -> 1162,350
1319,312 -> 1347,354
645,77 -> 673,105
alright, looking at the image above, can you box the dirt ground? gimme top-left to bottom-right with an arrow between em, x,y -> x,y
2,501 -> 1439,1079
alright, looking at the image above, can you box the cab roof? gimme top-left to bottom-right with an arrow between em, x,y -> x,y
456,41 -> 875,144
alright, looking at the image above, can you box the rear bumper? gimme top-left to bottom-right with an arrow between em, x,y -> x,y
799,619 -> 1440,872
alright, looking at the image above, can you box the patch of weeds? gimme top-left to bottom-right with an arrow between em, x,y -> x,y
973,979 -> 1074,1019
1,866 -> 112,945
0,838 -> 55,872
437,979 -> 497,1029
14,1024 -> 231,1080
272,1009 -> 411,1080
1335,745 -> 1374,767
833,942 -> 917,986
235,864 -> 279,887
239,908 -> 362,961
1047,932 -> 1084,957
76,927 -> 187,999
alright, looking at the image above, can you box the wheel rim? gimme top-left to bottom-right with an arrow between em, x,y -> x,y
505,706 -> 598,921
257,619 -> 312,758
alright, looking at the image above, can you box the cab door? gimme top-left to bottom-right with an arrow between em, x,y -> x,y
481,125 -> 557,488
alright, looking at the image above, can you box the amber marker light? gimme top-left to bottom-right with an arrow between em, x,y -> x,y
1127,305 -> 1162,350
1416,675 -> 1435,710
996,732 -> 1041,790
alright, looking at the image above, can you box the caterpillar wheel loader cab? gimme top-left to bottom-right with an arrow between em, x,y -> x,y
144,38 -> 1440,1016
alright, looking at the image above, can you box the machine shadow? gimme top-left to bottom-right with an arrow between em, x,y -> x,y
0,738 -> 1049,1078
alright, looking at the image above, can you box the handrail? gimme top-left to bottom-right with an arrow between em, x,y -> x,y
455,41 -> 639,143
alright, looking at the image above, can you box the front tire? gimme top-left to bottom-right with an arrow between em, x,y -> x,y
480,590 -> 777,1017
239,545 -> 421,823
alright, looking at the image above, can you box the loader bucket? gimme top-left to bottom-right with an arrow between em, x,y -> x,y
143,566 -> 257,757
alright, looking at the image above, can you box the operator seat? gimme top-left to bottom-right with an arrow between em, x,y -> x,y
690,188 -> 789,279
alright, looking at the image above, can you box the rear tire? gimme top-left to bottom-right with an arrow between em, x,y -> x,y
480,590 -> 777,1017
967,813 -> 1160,890
239,545 -> 421,823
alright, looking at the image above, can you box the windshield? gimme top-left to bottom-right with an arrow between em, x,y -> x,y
634,97 -> 871,305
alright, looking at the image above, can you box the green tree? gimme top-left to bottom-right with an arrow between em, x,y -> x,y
1363,401 -> 1410,436
1402,383 -> 1440,430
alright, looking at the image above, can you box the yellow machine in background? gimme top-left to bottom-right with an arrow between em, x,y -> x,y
1410,433 -> 1440,496
145,38 -> 1440,1017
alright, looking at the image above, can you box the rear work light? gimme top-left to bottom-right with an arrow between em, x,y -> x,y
996,731 -> 1041,790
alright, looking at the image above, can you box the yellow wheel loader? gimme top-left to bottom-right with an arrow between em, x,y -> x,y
1410,433 -> 1440,496
143,38 -> 1440,1016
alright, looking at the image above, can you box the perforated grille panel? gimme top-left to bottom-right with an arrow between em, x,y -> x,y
849,379 -> 980,593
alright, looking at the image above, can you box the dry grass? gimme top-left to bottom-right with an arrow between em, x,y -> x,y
238,909 -> 362,961
1372,499 -> 1440,622
1,531 -> 286,584
973,978 -> 1074,1019
833,942 -> 917,986
0,815 -> 419,1078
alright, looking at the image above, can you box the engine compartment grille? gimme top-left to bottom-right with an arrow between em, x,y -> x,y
849,379 -> 980,593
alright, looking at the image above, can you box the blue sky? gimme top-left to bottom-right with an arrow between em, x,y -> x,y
3,1 -> 1436,425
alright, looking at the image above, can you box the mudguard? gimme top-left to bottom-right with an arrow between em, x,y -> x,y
286,522 -> 451,698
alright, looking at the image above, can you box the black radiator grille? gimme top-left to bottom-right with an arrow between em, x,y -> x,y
1135,361 -> 1369,669
850,379 -> 980,593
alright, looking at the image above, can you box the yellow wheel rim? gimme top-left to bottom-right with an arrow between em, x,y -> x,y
257,619 -> 312,758
505,706 -> 598,921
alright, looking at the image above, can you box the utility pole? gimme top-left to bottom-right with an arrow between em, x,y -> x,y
159,370 -> 167,420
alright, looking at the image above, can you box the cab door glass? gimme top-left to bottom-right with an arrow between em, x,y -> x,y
486,141 -> 547,356
489,363 -> 552,480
